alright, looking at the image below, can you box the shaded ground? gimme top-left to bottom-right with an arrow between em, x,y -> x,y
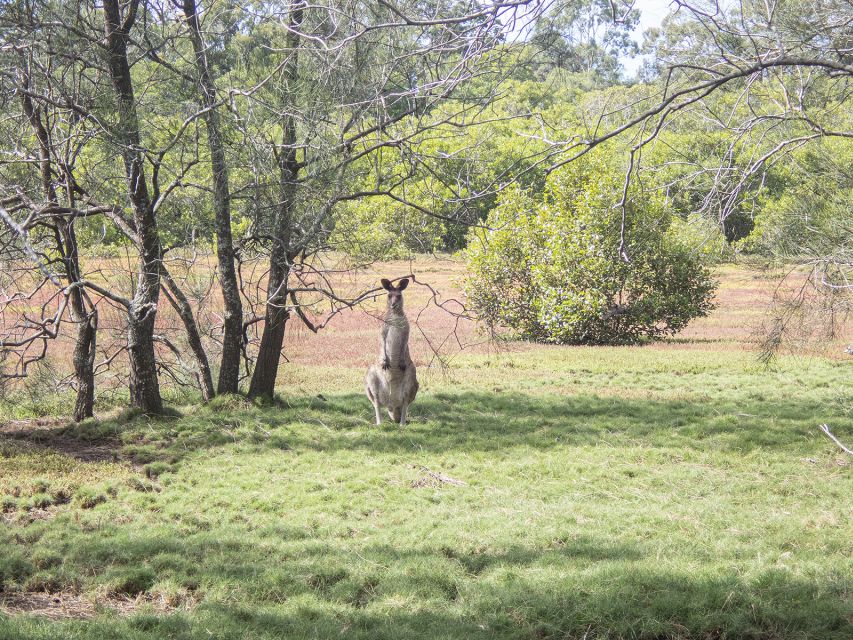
1,421 -> 120,464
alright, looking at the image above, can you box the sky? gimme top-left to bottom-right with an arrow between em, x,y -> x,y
621,0 -> 676,77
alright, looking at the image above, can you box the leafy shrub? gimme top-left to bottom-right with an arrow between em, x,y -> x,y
465,158 -> 716,344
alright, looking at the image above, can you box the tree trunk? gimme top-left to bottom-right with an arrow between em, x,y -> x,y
247,180 -> 294,398
20,68 -> 97,420
183,0 -> 242,395
161,265 -> 215,401
247,288 -> 289,399
71,302 -> 97,422
247,1 -> 303,399
103,0 -> 163,414
61,222 -> 99,422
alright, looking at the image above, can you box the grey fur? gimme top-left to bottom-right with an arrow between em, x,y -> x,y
365,278 -> 419,425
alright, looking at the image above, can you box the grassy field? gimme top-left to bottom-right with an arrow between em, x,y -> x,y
0,259 -> 851,639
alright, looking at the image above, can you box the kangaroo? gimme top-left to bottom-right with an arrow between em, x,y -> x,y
365,278 -> 419,426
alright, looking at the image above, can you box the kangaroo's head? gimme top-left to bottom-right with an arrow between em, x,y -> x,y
381,277 -> 409,313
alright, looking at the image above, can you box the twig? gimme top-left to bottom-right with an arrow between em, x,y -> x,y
818,424 -> 853,456
415,465 -> 467,486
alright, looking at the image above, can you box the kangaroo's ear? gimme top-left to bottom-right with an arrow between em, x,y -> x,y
380,278 -> 393,291
396,278 -> 409,291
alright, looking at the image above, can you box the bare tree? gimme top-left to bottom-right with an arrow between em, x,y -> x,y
19,75 -> 99,421
181,0 -> 243,395
100,0 -> 165,413
1,0 -> 221,412
0,14 -> 101,420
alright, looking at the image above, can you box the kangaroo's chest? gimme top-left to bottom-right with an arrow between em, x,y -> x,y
385,316 -> 409,332
383,315 -> 409,353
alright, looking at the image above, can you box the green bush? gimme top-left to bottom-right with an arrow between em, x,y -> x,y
465,158 -> 716,344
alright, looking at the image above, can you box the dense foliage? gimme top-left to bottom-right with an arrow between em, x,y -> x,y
466,158 -> 716,344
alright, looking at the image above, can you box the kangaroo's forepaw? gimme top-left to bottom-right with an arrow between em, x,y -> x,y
382,359 -> 390,370
399,363 -> 407,372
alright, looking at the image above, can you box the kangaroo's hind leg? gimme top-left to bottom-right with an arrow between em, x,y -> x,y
398,403 -> 408,426
372,398 -> 382,426
366,385 -> 382,426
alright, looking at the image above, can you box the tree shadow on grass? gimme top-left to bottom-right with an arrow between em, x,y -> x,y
2,391 -> 850,638
4,389 -> 847,470
263,390 -> 845,456
1,530 -> 850,639
190,566 -> 852,640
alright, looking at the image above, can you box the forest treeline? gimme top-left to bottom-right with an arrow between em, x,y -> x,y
0,0 -> 849,417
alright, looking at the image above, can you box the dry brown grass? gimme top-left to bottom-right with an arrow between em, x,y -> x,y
0,590 -> 192,620
1,256 -> 849,392
280,260 -> 851,369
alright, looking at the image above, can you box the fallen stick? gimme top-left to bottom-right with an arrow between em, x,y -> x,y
818,424 -> 853,456
415,465 -> 467,486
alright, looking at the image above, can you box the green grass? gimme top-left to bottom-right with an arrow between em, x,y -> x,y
1,347 -> 851,639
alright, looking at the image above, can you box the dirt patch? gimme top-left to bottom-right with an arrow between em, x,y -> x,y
0,417 -> 67,432
1,506 -> 59,525
0,421 -> 120,463
0,592 -> 96,620
0,590 -> 192,620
